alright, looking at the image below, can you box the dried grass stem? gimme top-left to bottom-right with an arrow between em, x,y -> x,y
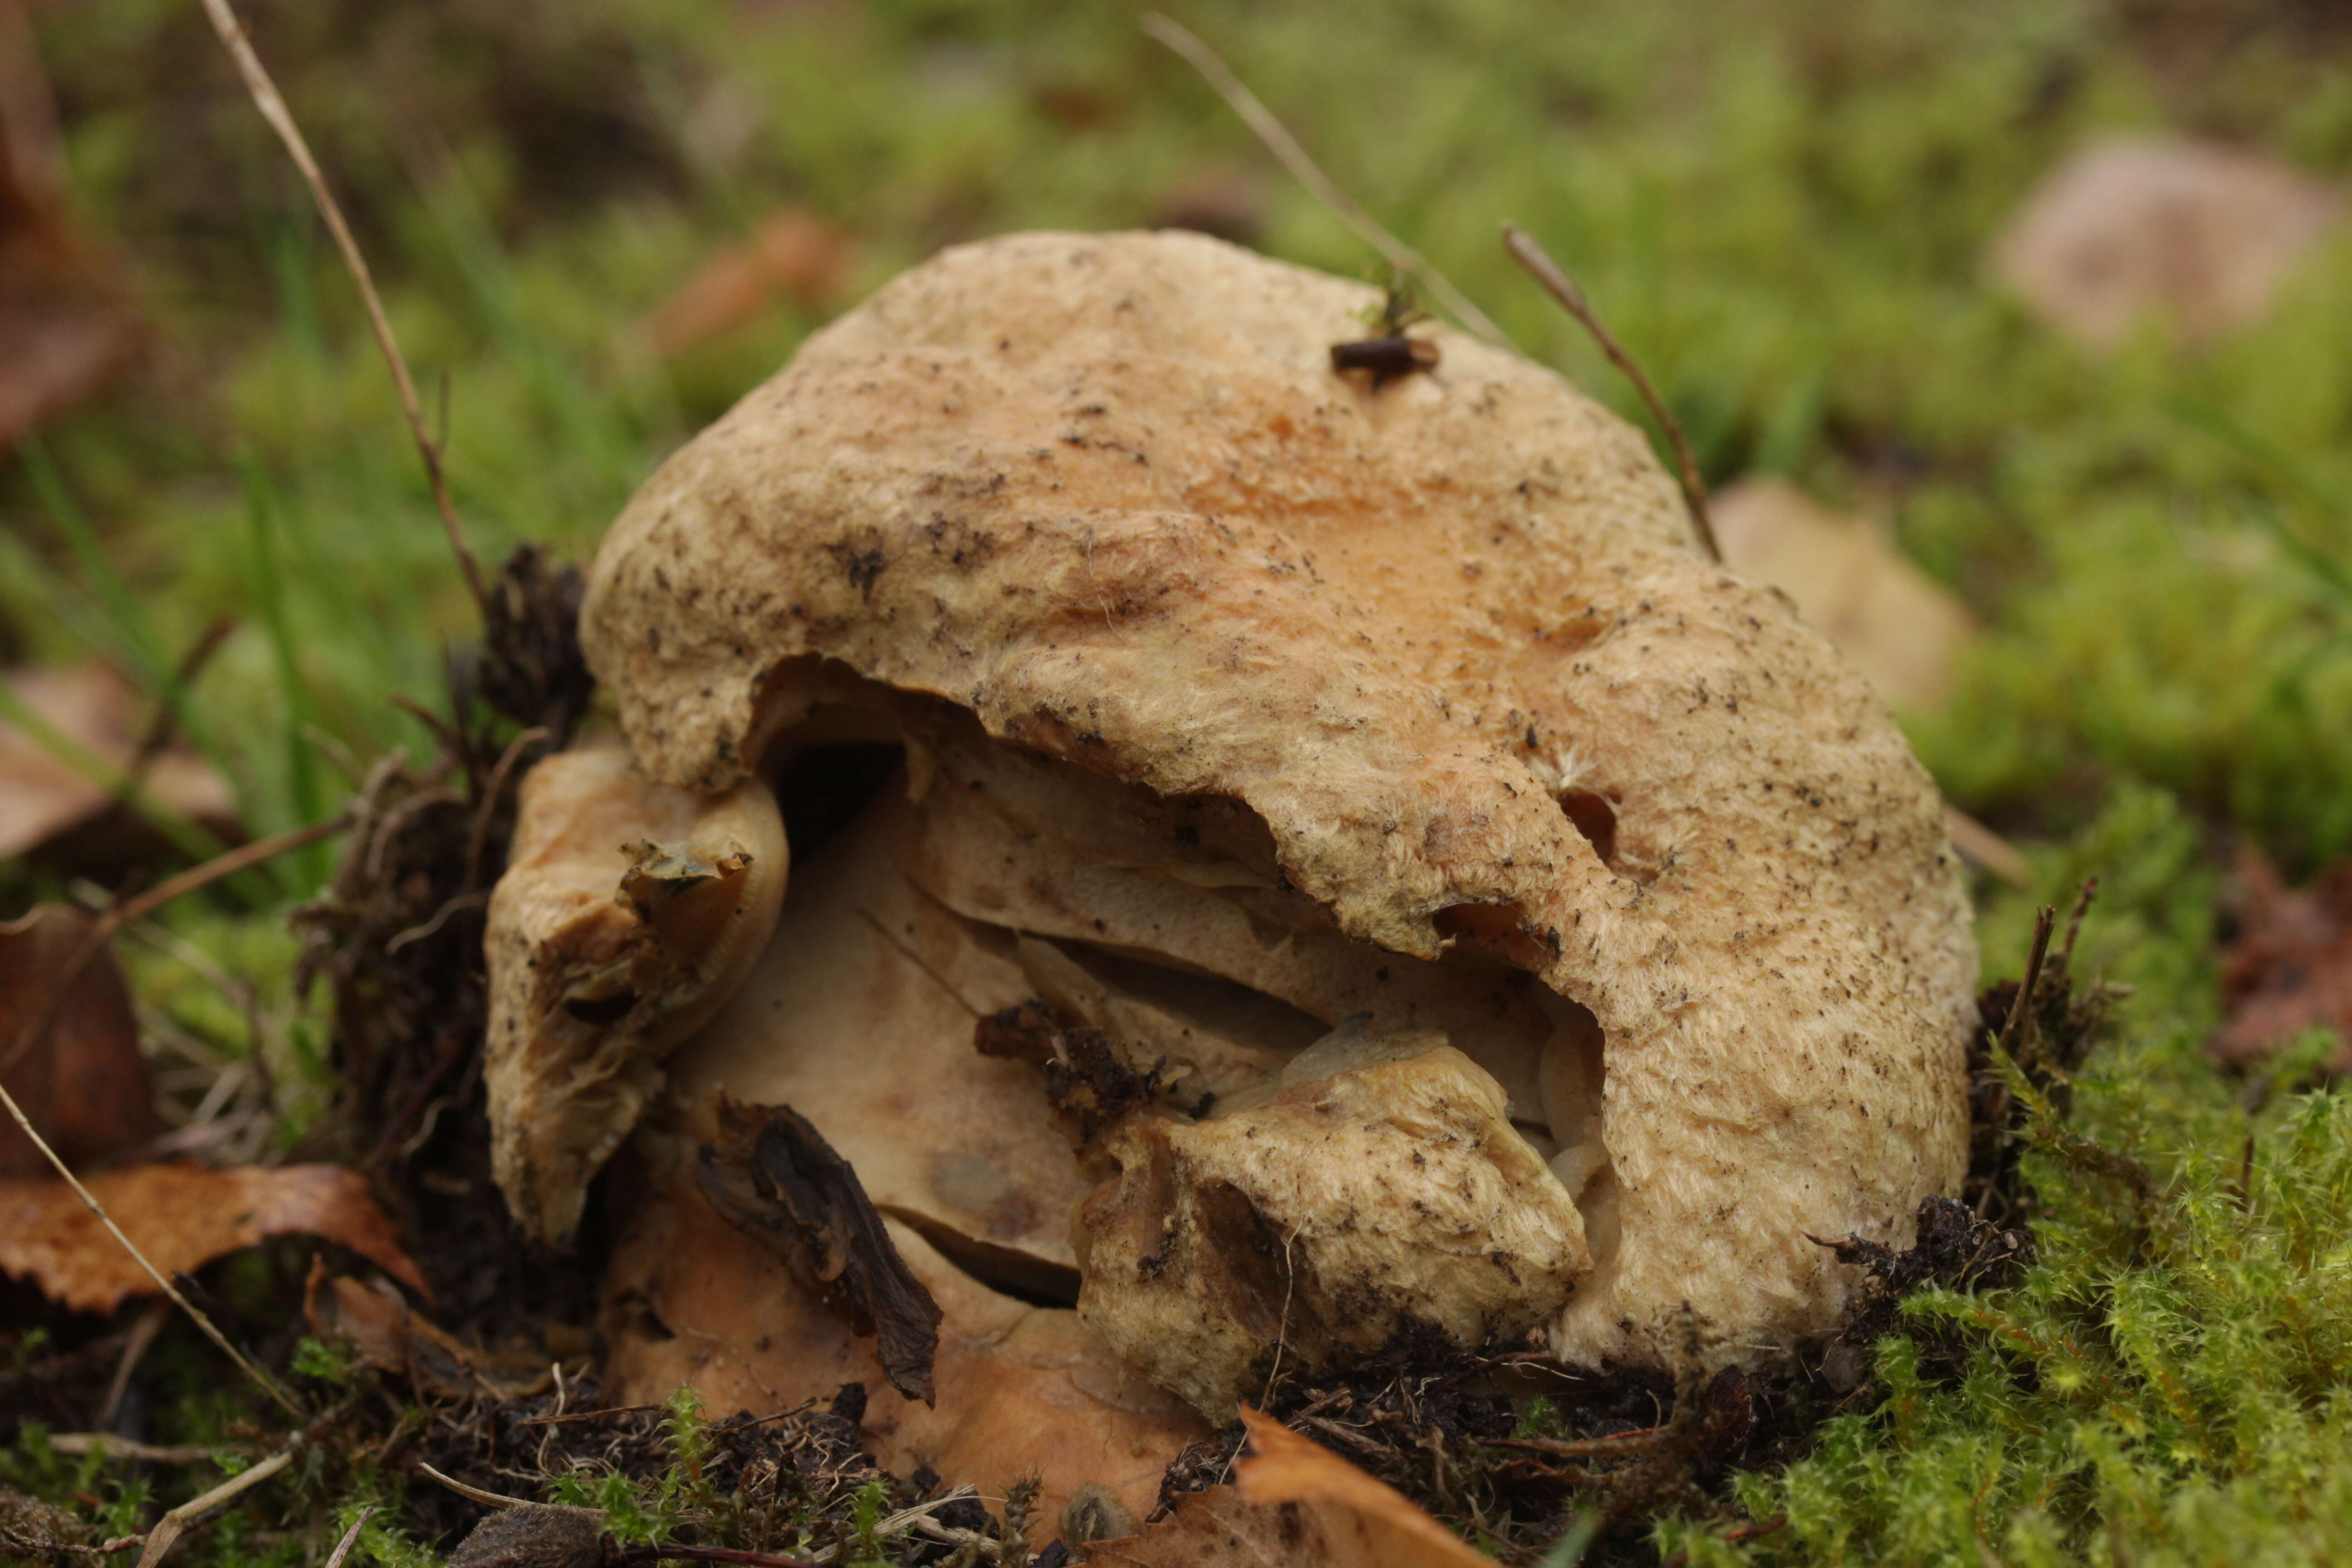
195,0 -> 487,612
1502,223 -> 1720,563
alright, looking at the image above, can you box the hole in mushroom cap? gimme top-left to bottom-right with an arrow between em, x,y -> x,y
1433,901 -> 1553,972
1558,789 -> 1619,867
1049,941 -> 1329,1058
775,740 -> 906,859
564,991 -> 640,1026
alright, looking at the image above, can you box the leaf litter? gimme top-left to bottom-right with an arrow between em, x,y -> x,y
0,1162 -> 427,1315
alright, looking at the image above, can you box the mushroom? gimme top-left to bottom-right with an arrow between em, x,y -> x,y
485,231 -> 1976,1503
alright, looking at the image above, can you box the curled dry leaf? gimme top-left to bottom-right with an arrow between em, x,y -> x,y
1083,1409 -> 1490,1568
2213,850 -> 2352,1071
0,664 -> 238,863
0,903 -> 161,1178
303,1259 -> 552,1400
1710,478 -> 1975,711
492,231 -> 1976,1505
696,1098 -> 943,1405
1992,136 -> 2341,348
0,1161 -> 429,1314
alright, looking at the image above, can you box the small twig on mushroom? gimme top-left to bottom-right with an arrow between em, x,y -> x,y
194,0 -> 488,613
1502,223 -> 1721,564
1139,13 -> 1511,349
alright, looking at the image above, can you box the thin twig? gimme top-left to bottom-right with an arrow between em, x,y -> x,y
1502,223 -> 1720,563
45,1434 -> 256,1465
122,617 -> 236,794
1140,14 -> 1510,348
97,1300 -> 171,1428
1944,805 -> 2030,888
0,818 -> 346,1422
512,1402 -> 667,1428
624,1548 -> 822,1568
132,1443 -> 299,1568
0,810 -> 353,1081
1994,906 -> 2058,1066
1489,1428 -> 1668,1461
417,1462 -> 532,1509
0,1078 -> 305,1421
465,724 -> 549,893
322,1508 -> 373,1568
195,0 -> 487,612
116,810 -> 355,930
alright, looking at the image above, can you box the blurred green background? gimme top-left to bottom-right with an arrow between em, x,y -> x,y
9,0 -> 2352,872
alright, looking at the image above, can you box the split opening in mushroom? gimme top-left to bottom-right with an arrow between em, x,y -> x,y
739,687 -> 1622,1291
488,668 -> 1623,1411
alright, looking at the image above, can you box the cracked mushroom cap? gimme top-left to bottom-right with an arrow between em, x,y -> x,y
574,229 -> 1976,1374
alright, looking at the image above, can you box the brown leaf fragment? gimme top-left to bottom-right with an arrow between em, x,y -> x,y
604,1187 -> 1204,1524
641,210 -> 852,358
1711,479 -> 1976,711
302,1260 -> 550,1400
0,664 -> 238,863
0,903 -> 160,1178
696,1098 -> 943,1404
1083,1409 -> 1491,1568
1992,136 -> 2341,348
2213,851 -> 2352,1070
0,1162 -> 431,1314
0,20 -> 142,448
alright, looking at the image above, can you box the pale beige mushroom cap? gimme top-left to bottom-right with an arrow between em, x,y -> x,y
579,230 -> 1977,1371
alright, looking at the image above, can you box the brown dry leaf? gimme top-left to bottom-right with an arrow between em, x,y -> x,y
0,664 -> 238,862
0,1161 -> 431,1313
641,209 -> 851,358
1711,478 -> 1975,712
604,1177 -> 1206,1525
303,1260 -> 549,1398
2212,851 -> 2352,1071
1992,135 -> 2341,348
0,903 -> 160,1179
1083,1409 -> 1490,1568
0,7 -> 141,445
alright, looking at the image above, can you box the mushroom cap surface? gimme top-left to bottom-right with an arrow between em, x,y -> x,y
580,229 -> 1977,1368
